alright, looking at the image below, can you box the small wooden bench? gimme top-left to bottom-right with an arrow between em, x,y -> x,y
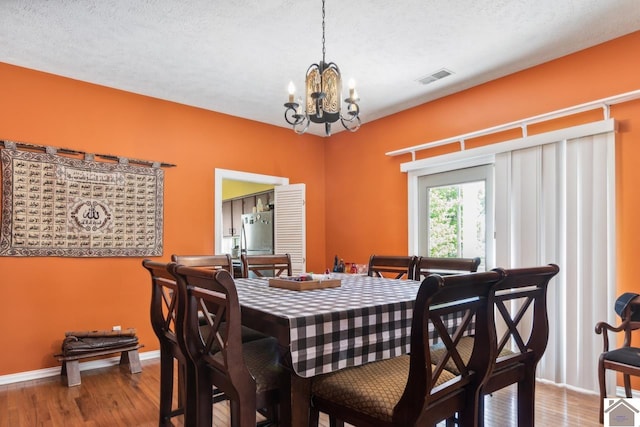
55,344 -> 144,387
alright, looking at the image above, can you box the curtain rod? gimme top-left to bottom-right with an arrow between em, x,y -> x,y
386,88 -> 640,160
0,139 -> 176,168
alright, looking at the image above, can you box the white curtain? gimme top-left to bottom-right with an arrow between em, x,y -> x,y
494,132 -> 616,393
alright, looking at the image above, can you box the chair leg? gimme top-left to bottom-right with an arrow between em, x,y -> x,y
516,369 -> 536,427
183,362 -> 198,427
229,394 -> 257,427
598,359 -> 606,424
195,375 -> 214,427
624,374 -> 633,397
308,406 -> 320,427
159,352 -> 175,424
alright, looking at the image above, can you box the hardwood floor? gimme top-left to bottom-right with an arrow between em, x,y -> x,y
0,359 -> 601,426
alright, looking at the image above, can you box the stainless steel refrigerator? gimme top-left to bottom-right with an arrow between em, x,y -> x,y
240,211 -> 274,256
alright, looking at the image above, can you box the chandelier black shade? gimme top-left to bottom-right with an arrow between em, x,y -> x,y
284,0 -> 361,136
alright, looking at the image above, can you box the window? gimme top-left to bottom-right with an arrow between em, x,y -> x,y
417,164 -> 494,270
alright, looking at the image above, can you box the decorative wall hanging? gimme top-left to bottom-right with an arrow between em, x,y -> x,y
0,140 -> 175,257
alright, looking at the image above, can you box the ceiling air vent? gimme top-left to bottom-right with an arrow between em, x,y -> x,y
417,68 -> 454,85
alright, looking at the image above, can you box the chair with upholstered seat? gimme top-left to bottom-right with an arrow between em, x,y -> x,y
429,264 -> 559,427
171,266 -> 284,427
142,259 -> 196,426
309,270 -> 505,427
367,255 -> 416,280
241,253 -> 292,278
171,254 -> 233,272
596,292 -> 640,423
411,256 -> 481,281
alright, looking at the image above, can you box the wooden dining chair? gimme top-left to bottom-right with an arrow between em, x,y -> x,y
429,263 -> 559,427
367,255 -> 416,280
309,270 -> 505,427
595,293 -> 640,423
171,266 -> 284,427
142,259 -> 196,426
172,253 -> 268,345
241,253 -> 292,278
171,254 -> 233,272
411,256 -> 481,280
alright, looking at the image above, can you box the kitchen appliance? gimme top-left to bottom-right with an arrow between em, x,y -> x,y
240,211 -> 274,256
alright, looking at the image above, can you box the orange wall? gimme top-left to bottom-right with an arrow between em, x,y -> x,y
325,30 -> 640,389
325,31 -> 640,279
2,30 -> 640,377
0,64 -> 326,375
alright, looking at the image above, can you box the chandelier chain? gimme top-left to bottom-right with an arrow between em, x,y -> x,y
321,0 -> 325,64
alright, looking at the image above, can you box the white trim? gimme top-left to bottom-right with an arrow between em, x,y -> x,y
400,119 -> 616,173
214,169 -> 289,254
387,88 -> 638,158
536,377 -> 599,397
0,350 -> 160,386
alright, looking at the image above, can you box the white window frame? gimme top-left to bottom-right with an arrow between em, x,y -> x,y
416,163 -> 495,268
408,155 -> 495,261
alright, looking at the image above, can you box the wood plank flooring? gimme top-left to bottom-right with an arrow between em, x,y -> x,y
0,359 -> 601,426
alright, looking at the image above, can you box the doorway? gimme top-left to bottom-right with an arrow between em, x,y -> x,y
215,169 -> 289,254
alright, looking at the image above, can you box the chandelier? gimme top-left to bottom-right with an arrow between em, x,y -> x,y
284,0 -> 361,136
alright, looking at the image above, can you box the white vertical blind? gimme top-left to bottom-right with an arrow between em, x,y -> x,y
495,132 -> 616,393
274,183 -> 306,275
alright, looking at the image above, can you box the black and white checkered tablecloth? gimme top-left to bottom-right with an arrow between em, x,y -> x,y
235,274 -> 471,378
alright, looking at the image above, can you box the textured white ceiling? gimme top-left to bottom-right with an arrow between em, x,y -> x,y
1,0 -> 640,136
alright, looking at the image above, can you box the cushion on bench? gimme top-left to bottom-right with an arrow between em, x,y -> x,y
62,335 -> 139,356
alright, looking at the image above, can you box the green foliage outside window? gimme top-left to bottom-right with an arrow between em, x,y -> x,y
428,186 -> 460,257
428,183 -> 486,262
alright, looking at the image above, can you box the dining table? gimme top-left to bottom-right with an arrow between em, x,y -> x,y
235,273 -> 473,427
234,273 -> 472,427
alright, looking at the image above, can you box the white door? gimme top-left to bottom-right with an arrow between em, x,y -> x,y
274,183 -> 306,274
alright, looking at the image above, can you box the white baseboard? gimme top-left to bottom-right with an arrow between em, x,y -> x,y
0,350 -> 160,386
536,377 -> 599,396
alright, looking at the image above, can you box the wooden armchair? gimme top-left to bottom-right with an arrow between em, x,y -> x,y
171,266 -> 284,427
411,256 -> 481,280
142,259 -> 196,426
241,253 -> 292,278
595,293 -> 640,423
171,254 -> 233,272
309,270 -> 505,427
367,255 -> 417,280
